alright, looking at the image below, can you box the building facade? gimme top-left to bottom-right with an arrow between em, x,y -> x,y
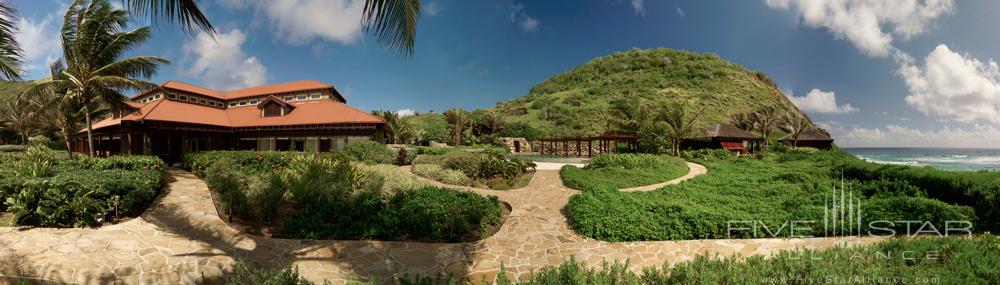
73,80 -> 385,163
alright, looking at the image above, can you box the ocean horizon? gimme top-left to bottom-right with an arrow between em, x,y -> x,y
842,147 -> 1000,172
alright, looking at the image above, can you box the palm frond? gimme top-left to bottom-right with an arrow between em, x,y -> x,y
0,1 -> 22,80
363,0 -> 421,57
94,56 -> 169,78
123,0 -> 215,35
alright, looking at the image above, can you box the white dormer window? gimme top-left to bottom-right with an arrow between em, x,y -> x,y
229,102 -> 237,107
179,95 -> 188,101
296,94 -> 307,100
168,94 -> 176,100
309,93 -> 321,99
249,99 -> 259,105
283,95 -> 294,101
238,100 -> 247,106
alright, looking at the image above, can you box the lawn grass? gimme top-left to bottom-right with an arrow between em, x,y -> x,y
565,151 -> 979,241
560,154 -> 688,190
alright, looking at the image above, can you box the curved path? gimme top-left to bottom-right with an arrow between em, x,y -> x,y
1,165 -> 885,284
619,162 -> 707,192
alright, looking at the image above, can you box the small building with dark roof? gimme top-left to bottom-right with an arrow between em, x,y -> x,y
683,123 -> 762,155
780,128 -> 834,150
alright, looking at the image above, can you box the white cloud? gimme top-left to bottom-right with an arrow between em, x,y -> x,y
829,124 -> 1000,148
14,14 -> 61,76
676,6 -> 685,17
899,44 -> 1000,124
510,3 -> 539,32
182,29 -> 267,90
631,0 -> 645,15
764,0 -> 954,57
786,89 -> 858,114
237,0 -> 366,45
457,62 -> 489,76
425,1 -> 440,17
397,108 -> 416,117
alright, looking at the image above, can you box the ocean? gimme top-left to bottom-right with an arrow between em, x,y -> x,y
842,148 -> 1000,172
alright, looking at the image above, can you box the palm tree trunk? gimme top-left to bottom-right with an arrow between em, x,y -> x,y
84,105 -> 95,158
61,127 -> 74,159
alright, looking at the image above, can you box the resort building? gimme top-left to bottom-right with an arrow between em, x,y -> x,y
72,80 -> 385,162
684,123 -> 762,155
780,128 -> 834,150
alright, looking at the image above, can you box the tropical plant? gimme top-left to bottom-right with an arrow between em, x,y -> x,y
728,112 -> 755,132
476,111 -> 506,135
24,0 -> 170,157
609,97 -> 653,133
780,112 -> 811,147
0,1 -> 21,80
0,92 -> 41,143
443,108 -> 468,146
373,110 -> 415,144
657,102 -> 701,156
749,106 -> 780,151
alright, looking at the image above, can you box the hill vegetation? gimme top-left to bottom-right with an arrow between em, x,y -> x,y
409,48 -> 810,142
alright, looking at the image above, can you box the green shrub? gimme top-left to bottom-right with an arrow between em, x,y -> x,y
565,152 -> 984,241
837,155 -> 1000,232
2,166 -> 162,227
412,164 -> 472,186
229,261 -> 313,285
0,145 -> 26,152
340,141 -> 395,164
680,149 -> 733,161
561,154 -> 688,190
862,196 -> 977,234
244,174 -> 287,223
354,163 -> 430,195
415,146 -> 455,155
82,155 -> 164,171
388,186 -> 502,242
13,145 -> 56,178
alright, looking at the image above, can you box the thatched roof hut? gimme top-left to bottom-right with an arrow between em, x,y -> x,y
685,123 -> 762,154
780,128 -> 834,150
692,123 -> 762,141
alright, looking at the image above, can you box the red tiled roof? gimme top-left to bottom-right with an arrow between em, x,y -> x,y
155,80 -> 342,101
85,93 -> 383,133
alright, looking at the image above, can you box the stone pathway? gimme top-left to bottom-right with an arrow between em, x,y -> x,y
0,165 -> 886,284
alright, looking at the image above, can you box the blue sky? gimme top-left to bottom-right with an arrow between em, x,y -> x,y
12,0 -> 1000,147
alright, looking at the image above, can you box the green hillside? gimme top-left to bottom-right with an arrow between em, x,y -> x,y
410,48 -> 810,143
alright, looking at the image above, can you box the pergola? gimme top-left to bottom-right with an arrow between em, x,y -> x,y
533,131 -> 639,157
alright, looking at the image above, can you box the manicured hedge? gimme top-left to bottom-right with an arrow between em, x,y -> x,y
412,149 -> 535,189
186,150 -> 503,242
565,152 -> 978,241
837,158 -> 1000,233
560,153 -> 689,190
1,151 -> 164,227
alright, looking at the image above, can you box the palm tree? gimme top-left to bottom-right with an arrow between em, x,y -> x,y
0,96 -> 39,143
781,112 -> 811,147
3,0 -> 422,59
729,112 -> 755,132
750,106 -> 780,151
373,110 -> 415,144
0,1 -> 22,80
609,98 -> 653,133
25,0 -> 168,157
477,111 -> 505,135
443,108 -> 468,146
27,60 -> 88,158
658,102 -> 701,156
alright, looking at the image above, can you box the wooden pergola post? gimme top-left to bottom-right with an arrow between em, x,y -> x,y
588,140 -> 593,157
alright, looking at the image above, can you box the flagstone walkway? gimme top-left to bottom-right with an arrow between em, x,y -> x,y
0,164 -> 886,284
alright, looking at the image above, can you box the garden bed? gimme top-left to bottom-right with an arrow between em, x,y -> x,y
559,153 -> 689,190
411,149 -> 536,190
0,146 -> 164,228
185,149 -> 508,243
565,150 -> 980,241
